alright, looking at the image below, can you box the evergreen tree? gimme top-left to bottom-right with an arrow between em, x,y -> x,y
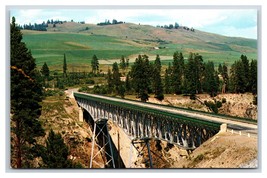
203,61 -> 217,97
152,55 -> 164,101
229,60 -> 246,93
131,55 -> 151,102
229,61 -> 237,93
250,59 -> 257,95
125,73 -> 131,93
164,63 -> 172,94
107,68 -> 113,93
214,70 -> 220,95
112,62 -> 121,94
40,62 -> 50,78
126,58 -> 130,70
91,55 -> 99,74
120,55 -> 126,74
221,63 -> 229,93
241,54 -> 250,92
184,53 -> 204,97
118,84 -> 126,99
171,51 -> 184,94
10,17 -> 45,168
63,53 -> 67,77
40,130 -> 80,168
174,22 -> 179,29
218,63 -> 223,74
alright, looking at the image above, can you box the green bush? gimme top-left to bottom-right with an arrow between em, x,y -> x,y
205,101 -> 218,114
93,85 -> 108,94
222,98 -> 227,103
216,101 -> 222,108
78,86 -> 89,92
44,89 -> 64,97
85,79 -> 95,84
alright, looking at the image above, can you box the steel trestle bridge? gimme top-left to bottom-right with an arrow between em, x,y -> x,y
73,92 -> 257,168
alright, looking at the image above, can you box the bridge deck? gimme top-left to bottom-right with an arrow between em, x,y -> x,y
74,92 -> 257,135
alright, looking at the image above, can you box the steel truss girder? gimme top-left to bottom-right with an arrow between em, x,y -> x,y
77,98 -> 219,150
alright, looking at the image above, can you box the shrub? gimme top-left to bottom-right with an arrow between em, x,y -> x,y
216,101 -> 222,108
78,86 -> 89,92
222,98 -> 227,103
190,94 -> 196,100
205,101 -> 218,114
86,79 -> 95,84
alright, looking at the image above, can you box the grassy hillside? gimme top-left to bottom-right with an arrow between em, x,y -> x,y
21,22 -> 257,72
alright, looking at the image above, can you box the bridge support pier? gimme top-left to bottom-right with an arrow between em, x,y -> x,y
132,138 -> 153,168
90,118 -> 115,168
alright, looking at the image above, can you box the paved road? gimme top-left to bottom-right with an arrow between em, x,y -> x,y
65,88 -> 79,98
76,93 -> 258,136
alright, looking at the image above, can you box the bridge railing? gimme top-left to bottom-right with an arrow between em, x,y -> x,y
93,94 -> 257,125
74,92 -> 221,129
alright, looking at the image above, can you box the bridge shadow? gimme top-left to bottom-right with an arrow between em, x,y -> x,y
83,110 -> 126,168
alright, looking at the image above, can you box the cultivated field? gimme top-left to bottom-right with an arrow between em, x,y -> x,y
21,22 -> 257,72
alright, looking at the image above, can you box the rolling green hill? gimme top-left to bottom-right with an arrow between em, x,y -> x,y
21,22 -> 257,72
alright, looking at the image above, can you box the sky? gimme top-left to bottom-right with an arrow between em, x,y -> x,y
10,8 -> 258,39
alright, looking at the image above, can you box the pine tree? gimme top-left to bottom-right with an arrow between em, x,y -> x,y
218,63 -> 223,74
63,53 -> 67,77
112,62 -> 121,94
241,54 -> 250,92
229,60 -> 246,93
250,59 -> 257,95
40,130 -> 80,168
10,17 -> 45,168
164,63 -> 172,94
221,63 -> 229,93
152,55 -> 164,101
172,51 -> 184,94
131,55 -> 151,102
125,73 -> 131,93
214,70 -> 220,95
120,55 -> 126,74
107,68 -> 113,93
229,61 -> 237,93
203,61 -> 217,97
91,55 -> 99,74
184,53 -> 204,97
40,62 -> 50,78
126,58 -> 130,70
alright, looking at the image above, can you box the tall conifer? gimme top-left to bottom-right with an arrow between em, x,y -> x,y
10,17 -> 45,168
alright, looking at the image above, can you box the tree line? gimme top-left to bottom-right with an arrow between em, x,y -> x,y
156,22 -> 195,32
97,19 -> 124,26
89,52 -> 257,103
39,44 -> 257,103
18,19 -> 82,31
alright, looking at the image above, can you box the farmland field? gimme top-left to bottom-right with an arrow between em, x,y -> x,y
21,22 -> 257,72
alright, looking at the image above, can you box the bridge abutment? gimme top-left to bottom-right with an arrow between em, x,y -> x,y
219,123 -> 227,133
